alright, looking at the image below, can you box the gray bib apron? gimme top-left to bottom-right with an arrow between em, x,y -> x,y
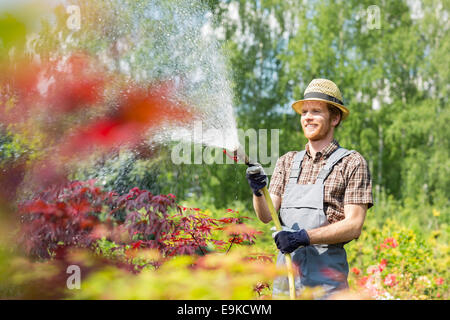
272,147 -> 354,297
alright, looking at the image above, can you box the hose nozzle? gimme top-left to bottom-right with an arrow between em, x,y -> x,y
231,145 -> 256,166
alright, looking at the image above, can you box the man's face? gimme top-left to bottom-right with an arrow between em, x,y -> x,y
300,100 -> 336,141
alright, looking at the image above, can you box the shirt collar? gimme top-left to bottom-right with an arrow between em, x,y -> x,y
305,139 -> 340,160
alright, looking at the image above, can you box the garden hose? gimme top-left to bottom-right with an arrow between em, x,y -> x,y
232,146 -> 296,300
260,186 -> 296,300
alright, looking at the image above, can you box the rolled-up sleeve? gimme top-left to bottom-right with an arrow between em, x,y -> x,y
268,152 -> 296,197
344,154 -> 374,209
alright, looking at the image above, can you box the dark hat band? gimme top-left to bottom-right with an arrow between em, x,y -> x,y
304,92 -> 343,106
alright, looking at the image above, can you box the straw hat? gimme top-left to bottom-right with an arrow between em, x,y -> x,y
292,79 -> 349,120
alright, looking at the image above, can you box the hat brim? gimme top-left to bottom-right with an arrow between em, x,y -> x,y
292,98 -> 349,120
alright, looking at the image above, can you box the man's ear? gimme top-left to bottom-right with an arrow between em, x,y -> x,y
327,104 -> 342,128
332,113 -> 341,127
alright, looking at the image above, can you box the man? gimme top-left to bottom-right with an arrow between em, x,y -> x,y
246,78 -> 373,297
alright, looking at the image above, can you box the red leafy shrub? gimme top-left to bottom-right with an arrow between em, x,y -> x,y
58,81 -> 196,159
18,182 -> 263,264
18,180 -> 115,259
122,198 -> 259,258
1,52 -> 198,192
160,212 -> 218,256
223,224 -> 262,245
14,182 -> 271,298
119,188 -> 178,253
44,52 -> 106,113
254,282 -> 270,297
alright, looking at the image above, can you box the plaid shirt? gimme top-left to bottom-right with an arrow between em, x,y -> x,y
268,139 -> 373,224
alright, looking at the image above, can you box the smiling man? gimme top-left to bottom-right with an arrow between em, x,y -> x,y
246,78 -> 373,297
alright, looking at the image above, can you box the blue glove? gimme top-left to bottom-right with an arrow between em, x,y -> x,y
246,163 -> 268,197
272,228 -> 310,254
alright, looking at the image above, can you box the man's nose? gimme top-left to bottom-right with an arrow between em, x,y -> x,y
302,111 -> 314,120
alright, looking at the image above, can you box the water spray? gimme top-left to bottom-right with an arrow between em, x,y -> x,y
225,145 -> 297,300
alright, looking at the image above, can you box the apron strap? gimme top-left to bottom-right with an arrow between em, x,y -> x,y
316,148 -> 355,183
288,150 -> 306,184
287,147 -> 354,185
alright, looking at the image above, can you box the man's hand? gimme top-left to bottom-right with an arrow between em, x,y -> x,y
272,227 -> 310,254
246,163 -> 268,197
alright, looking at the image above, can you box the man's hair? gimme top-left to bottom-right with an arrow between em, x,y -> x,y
327,104 -> 343,129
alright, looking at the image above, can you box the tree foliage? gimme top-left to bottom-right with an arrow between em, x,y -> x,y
172,0 -> 449,212
1,0 -> 448,219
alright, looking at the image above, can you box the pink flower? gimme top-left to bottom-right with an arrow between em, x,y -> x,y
379,259 -> 388,272
351,267 -> 361,275
382,237 -> 398,248
435,277 -> 444,286
384,274 -> 398,287
131,240 -> 143,249
367,265 -> 380,274
358,276 -> 369,287
390,239 -> 398,248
